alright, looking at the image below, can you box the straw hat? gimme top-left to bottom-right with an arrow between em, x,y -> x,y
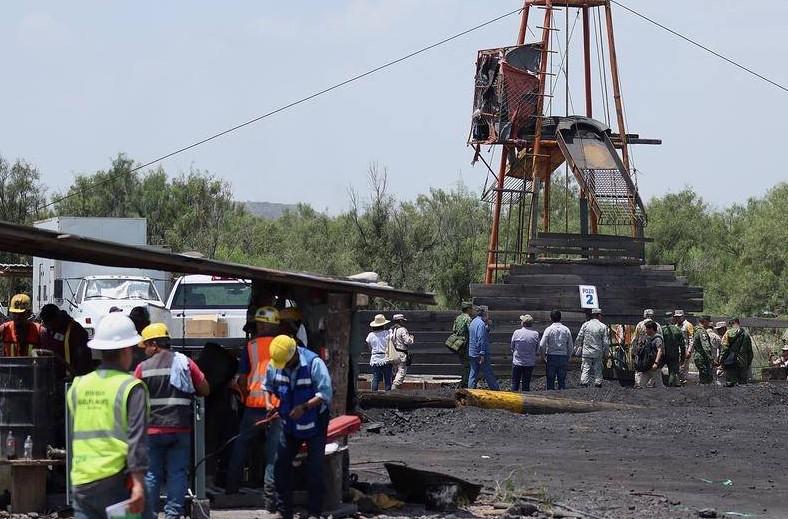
369,314 -> 390,328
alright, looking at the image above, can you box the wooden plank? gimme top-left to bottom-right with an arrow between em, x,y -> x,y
538,232 -> 653,243
327,293 -> 353,417
470,284 -> 703,298
526,246 -> 640,258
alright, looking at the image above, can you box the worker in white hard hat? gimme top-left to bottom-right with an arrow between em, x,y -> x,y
265,335 -> 333,519
67,313 -> 149,519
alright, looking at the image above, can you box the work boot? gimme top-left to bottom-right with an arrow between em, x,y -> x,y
263,483 -> 277,513
594,382 -> 602,388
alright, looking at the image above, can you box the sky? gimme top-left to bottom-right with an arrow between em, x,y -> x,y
1,0 -> 787,214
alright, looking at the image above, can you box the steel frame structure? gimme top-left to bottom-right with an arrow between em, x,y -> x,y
482,0 -> 649,283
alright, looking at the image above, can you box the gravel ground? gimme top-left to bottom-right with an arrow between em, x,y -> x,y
351,382 -> 788,518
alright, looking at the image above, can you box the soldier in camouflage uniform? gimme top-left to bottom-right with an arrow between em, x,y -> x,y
692,316 -> 714,384
720,318 -> 753,386
662,311 -> 685,387
452,302 -> 474,388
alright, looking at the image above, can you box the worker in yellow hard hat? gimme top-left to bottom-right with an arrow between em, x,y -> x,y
134,323 -> 209,519
264,334 -> 333,519
226,306 -> 282,508
1,294 -> 43,356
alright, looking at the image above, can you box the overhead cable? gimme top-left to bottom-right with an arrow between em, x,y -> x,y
34,6 -> 524,214
611,0 -> 788,94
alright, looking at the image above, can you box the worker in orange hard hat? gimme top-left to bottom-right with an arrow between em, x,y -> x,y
225,306 -> 282,511
1,294 -> 44,357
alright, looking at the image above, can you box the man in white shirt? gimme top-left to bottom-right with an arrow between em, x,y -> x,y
539,310 -> 573,390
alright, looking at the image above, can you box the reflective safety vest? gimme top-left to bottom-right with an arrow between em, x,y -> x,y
245,337 -> 279,409
274,348 -> 319,439
1,321 -> 42,357
67,369 -> 145,486
139,350 -> 193,429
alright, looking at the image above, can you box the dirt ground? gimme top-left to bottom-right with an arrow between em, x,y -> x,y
350,381 -> 788,519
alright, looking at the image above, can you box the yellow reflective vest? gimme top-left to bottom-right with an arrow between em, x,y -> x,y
67,369 -> 145,486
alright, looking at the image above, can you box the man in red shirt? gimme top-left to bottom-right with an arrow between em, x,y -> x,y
39,304 -> 93,377
135,323 -> 209,519
0,294 -> 43,356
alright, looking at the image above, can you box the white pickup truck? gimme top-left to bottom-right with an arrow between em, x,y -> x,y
149,274 -> 251,350
71,275 -> 164,338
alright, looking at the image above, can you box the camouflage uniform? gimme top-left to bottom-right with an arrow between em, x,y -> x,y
720,327 -> 753,386
707,327 -> 723,383
452,312 -> 472,388
661,323 -> 685,387
692,326 -> 714,384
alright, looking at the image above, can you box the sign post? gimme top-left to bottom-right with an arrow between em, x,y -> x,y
578,285 -> 599,309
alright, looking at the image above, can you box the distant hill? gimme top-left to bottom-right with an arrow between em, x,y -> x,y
242,201 -> 297,219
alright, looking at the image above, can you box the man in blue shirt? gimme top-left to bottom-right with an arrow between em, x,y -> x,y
265,335 -> 333,519
468,308 -> 500,390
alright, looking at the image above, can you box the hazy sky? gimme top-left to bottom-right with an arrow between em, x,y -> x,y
2,1 -> 786,213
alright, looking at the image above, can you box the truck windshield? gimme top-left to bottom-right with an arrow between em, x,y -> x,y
170,282 -> 250,310
84,279 -> 158,300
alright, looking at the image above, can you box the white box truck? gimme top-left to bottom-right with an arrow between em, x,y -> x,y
32,217 -> 171,336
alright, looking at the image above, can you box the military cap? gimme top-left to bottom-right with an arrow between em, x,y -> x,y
461,301 -> 473,310
714,321 -> 727,330
643,309 -> 655,318
673,310 -> 684,317
590,308 -> 602,315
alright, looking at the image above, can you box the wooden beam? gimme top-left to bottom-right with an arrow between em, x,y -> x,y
326,293 -> 353,417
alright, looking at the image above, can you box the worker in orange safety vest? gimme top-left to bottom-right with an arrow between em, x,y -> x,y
225,306 -> 283,512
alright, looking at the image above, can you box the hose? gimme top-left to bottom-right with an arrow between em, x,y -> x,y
192,412 -> 279,472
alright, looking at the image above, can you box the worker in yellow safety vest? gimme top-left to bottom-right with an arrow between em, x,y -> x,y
67,313 -> 149,519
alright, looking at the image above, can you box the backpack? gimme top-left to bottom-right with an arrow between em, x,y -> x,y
635,336 -> 660,373
662,325 -> 683,361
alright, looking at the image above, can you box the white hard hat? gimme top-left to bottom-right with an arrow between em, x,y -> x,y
88,313 -> 143,350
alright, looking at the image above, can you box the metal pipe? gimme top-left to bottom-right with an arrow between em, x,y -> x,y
484,149 -> 510,284
517,1 -> 531,45
542,172 -> 551,231
193,397 -> 206,500
603,1 -> 629,171
527,0 -> 554,249
582,6 -> 593,118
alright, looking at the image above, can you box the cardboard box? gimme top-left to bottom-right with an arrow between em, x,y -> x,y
185,315 -> 228,338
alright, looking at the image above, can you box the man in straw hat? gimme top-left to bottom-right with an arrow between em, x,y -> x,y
67,313 -> 149,519
390,314 -> 414,390
366,314 -> 393,391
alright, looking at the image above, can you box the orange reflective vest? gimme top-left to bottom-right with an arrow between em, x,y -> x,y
1,321 -> 43,357
245,337 -> 279,409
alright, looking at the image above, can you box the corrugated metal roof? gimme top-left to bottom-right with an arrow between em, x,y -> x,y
0,220 -> 435,305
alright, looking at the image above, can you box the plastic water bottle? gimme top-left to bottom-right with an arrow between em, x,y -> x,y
5,431 -> 15,460
23,436 -> 32,460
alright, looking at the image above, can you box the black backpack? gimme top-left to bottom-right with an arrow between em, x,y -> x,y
635,337 -> 658,373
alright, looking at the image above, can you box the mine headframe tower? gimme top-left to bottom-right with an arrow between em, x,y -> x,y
470,0 -> 661,283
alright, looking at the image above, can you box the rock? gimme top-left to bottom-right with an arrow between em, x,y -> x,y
504,502 -> 540,517
698,508 -> 718,518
